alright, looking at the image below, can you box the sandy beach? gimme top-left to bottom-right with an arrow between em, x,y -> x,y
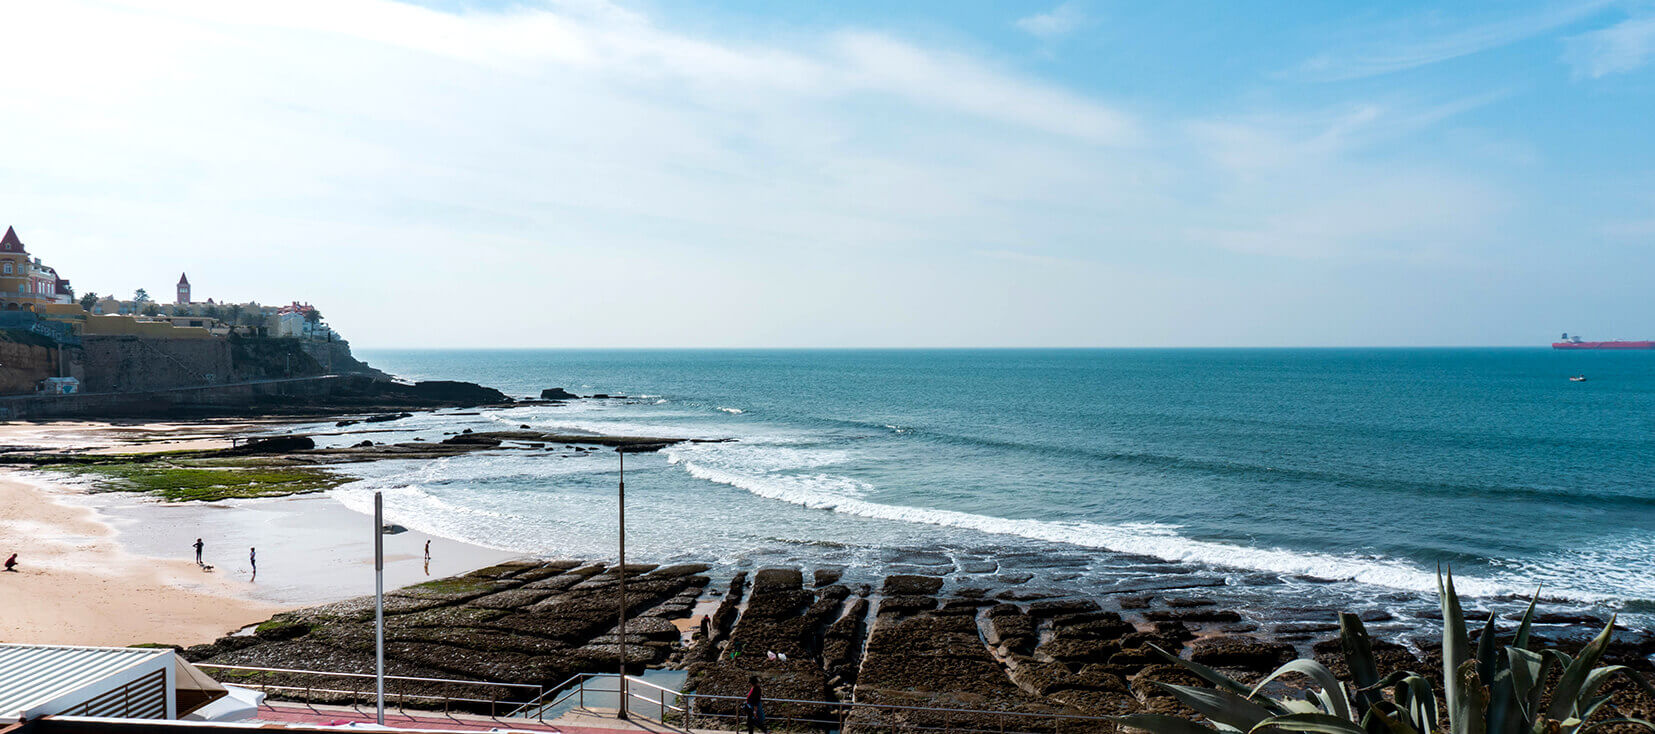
0,420 -> 520,647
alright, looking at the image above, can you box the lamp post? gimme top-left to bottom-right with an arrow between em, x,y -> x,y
616,447 -> 629,720
374,491 -> 386,726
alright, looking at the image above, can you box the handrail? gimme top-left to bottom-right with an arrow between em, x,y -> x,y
219,665 -> 1118,733
681,689 -> 1114,720
508,672 -> 1114,734
194,663 -> 541,690
196,663 -> 544,721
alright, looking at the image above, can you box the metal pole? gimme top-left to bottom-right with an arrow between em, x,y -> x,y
617,448 -> 629,720
374,491 -> 386,725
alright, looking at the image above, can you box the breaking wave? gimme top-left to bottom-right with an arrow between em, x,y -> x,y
664,449 -> 1623,603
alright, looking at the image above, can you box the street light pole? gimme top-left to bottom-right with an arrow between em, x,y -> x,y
374,492 -> 387,725
616,447 -> 629,720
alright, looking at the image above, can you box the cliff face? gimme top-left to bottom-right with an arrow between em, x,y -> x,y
228,336 -> 387,381
2,330 -> 389,397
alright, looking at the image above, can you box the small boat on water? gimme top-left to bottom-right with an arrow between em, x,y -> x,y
1569,375 -> 1588,382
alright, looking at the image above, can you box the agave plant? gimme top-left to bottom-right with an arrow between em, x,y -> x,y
1113,569 -> 1655,734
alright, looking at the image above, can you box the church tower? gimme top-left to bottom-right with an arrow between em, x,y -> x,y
177,273 -> 191,305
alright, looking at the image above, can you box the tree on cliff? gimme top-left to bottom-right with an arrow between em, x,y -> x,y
141,303 -> 161,316
134,288 -> 151,305
79,292 -> 98,311
304,308 -> 322,324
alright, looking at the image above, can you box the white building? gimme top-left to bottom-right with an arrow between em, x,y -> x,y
0,644 -> 227,722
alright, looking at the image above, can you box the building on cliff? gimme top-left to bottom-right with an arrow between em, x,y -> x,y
0,227 -> 74,311
177,272 -> 191,304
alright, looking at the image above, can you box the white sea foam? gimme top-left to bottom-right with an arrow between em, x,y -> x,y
665,454 -> 1627,602
717,407 -> 745,414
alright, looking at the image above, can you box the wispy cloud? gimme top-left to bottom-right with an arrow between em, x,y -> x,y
1015,2 -> 1087,39
1563,14 -> 1655,77
1291,1 -> 1614,81
0,0 -> 1609,347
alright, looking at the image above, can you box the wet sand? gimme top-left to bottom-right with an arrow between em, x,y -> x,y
0,420 -> 520,646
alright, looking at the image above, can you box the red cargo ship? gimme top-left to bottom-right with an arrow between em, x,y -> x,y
1553,333 -> 1655,349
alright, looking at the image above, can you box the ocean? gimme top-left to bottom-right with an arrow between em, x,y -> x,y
318,348 -> 1654,632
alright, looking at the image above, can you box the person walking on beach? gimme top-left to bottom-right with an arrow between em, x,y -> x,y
424,540 -> 431,561
740,676 -> 769,734
193,538 -> 204,566
3,553 -> 17,572
249,547 -> 257,579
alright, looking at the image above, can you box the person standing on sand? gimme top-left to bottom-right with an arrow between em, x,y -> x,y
741,676 -> 769,734
249,547 -> 256,578
4,553 -> 17,572
193,538 -> 204,566
424,540 -> 430,561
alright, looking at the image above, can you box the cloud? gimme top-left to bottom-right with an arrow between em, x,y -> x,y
1015,3 -> 1087,39
1291,1 -> 1614,81
0,0 -> 1575,347
1564,14 -> 1655,77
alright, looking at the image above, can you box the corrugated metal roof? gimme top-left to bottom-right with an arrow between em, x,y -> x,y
0,644 -> 171,720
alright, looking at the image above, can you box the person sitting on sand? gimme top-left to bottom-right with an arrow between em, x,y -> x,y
4,553 -> 16,572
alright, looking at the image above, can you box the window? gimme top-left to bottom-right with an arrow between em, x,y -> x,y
2,262 -> 11,274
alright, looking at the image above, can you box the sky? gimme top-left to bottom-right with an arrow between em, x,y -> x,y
1,0 -> 1652,348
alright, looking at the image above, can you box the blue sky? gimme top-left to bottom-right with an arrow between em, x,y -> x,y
0,0 -> 1651,347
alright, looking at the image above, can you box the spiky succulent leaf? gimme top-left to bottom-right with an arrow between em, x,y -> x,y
1442,566 -> 1474,734
1477,613 -> 1501,684
1455,659 -> 1489,734
1112,714 -> 1224,734
1508,647 -> 1545,722
1578,719 -> 1655,734
1251,660 -> 1353,722
1340,613 -> 1383,711
1151,644 -> 1270,703
1280,700 -> 1327,715
1487,666 -> 1520,734
1152,681 -> 1278,732
1251,713 -> 1368,734
1365,706 -> 1423,734
1387,673 -> 1439,734
1544,617 -> 1617,723
1575,694 -> 1614,731
1579,666 -> 1630,704
1513,587 -> 1541,652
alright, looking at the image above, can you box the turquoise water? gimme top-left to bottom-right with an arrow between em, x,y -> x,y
328,348 -> 1654,624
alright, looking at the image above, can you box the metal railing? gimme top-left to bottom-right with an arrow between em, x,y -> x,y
193,663 -> 544,720
199,664 -> 1115,733
512,673 -> 1115,733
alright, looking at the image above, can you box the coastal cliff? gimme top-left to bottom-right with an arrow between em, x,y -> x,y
0,326 -> 507,418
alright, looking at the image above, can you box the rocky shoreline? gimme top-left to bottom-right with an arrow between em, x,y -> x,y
180,560 -> 1655,730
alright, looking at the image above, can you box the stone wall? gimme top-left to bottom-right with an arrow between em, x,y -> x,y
79,335 -> 235,393
0,330 -> 80,395
0,375 -> 339,419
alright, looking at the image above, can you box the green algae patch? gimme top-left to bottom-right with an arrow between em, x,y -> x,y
403,577 -> 498,597
48,461 -> 347,502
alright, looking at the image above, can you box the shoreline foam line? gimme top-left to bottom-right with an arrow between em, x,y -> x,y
666,452 -> 1628,604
